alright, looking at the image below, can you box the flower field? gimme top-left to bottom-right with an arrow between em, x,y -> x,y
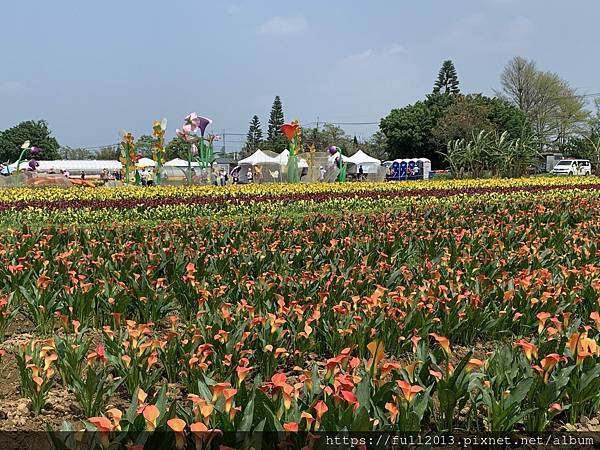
0,177 -> 599,448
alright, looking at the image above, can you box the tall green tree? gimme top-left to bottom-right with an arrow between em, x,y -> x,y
135,135 -> 157,158
498,56 -> 588,152
165,136 -> 189,160
380,93 -> 454,167
301,123 -> 353,153
242,115 -> 263,157
433,60 -> 460,95
265,96 -> 286,152
363,131 -> 389,161
432,94 -> 529,147
0,120 -> 61,162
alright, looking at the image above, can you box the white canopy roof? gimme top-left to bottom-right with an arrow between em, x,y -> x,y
346,150 -> 381,166
8,160 -> 122,172
275,149 -> 309,168
238,149 -> 279,165
164,158 -> 201,167
136,157 -> 157,168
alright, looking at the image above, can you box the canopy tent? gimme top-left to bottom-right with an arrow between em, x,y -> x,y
136,157 -> 157,168
275,149 -> 309,168
164,158 -> 201,167
7,160 -> 122,175
238,149 -> 279,166
345,150 -> 381,174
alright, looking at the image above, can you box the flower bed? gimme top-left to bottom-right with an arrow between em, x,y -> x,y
0,179 -> 599,447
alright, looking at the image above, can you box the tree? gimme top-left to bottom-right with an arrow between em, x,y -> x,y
0,120 -> 60,163
380,93 -> 455,167
265,96 -> 286,152
432,94 -> 529,147
59,147 -> 95,159
135,135 -> 157,158
433,60 -> 460,95
498,56 -> 588,152
432,95 -> 496,146
165,136 -> 190,160
301,124 -> 353,154
242,115 -> 263,157
96,146 -> 120,160
363,131 -> 389,161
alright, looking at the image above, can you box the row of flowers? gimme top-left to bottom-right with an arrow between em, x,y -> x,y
0,176 -> 597,204
0,186 -> 598,439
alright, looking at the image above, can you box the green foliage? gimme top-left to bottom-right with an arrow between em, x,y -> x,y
498,56 -> 588,151
242,115 -> 264,158
432,94 -> 496,146
301,123 -> 353,153
265,96 -> 286,152
135,135 -> 157,158
380,97 -> 448,166
433,60 -> 460,95
0,120 -> 60,162
165,136 -> 190,160
95,145 -> 120,160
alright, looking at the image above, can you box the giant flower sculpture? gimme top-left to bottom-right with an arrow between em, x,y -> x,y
281,120 -> 302,183
152,119 -> 167,185
176,113 -> 213,184
120,132 -> 140,185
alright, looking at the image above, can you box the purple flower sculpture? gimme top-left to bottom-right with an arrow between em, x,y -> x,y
28,159 -> 39,171
30,146 -> 42,157
196,116 -> 212,137
328,145 -> 338,155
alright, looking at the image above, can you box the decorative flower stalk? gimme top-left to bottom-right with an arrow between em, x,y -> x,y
281,120 -> 302,183
120,132 -> 139,185
14,141 -> 43,176
176,113 -> 213,185
152,119 -> 168,185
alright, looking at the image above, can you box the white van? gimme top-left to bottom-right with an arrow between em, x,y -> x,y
551,159 -> 592,176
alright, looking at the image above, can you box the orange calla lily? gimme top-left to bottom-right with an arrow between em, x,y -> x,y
397,380 -> 424,402
429,333 -> 451,356
143,405 -> 160,431
366,340 -> 385,373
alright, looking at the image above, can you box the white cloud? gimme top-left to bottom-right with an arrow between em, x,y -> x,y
386,43 -> 408,55
258,16 -> 307,35
0,81 -> 26,96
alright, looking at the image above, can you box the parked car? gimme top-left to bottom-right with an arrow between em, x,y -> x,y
551,159 -> 592,176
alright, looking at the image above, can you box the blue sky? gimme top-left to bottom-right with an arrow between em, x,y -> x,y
1,0 -> 598,152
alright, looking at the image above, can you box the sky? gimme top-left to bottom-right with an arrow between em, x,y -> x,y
1,0 -> 599,153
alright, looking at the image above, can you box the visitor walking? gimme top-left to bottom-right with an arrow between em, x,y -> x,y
358,165 -> 364,181
146,169 -> 154,187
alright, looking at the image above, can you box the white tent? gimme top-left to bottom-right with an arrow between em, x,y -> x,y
346,150 -> 381,174
164,158 -> 201,167
275,149 -> 309,168
136,157 -> 157,168
238,149 -> 279,165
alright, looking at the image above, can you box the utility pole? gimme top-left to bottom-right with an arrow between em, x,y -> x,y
316,116 -> 319,133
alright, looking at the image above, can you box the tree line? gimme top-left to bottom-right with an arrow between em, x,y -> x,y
380,58 -> 600,175
2,56 -> 599,175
